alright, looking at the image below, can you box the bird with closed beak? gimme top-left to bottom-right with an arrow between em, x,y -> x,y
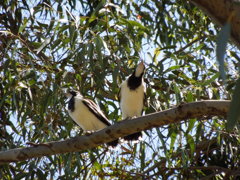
66,90 -> 118,147
119,61 -> 146,141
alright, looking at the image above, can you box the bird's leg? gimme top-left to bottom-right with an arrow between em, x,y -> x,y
124,117 -> 132,121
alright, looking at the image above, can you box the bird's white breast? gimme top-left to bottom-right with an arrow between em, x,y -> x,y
120,80 -> 145,119
68,97 -> 107,131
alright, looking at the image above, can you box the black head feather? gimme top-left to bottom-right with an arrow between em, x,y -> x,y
127,62 -> 145,90
68,90 -> 78,97
127,72 -> 144,90
67,90 -> 78,112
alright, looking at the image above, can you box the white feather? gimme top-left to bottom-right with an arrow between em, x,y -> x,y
67,95 -> 108,131
119,78 -> 146,119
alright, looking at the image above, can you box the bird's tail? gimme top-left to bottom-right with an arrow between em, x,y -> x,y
107,139 -> 119,147
123,131 -> 142,141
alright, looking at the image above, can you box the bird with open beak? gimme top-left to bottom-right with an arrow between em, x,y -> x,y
66,90 -> 118,147
119,61 -> 146,141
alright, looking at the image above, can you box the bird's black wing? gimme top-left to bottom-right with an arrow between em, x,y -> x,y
82,98 -> 119,147
82,98 -> 111,126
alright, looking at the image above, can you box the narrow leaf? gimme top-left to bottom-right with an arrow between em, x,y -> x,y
169,130 -> 177,153
187,135 -> 195,155
34,38 -> 51,54
216,23 -> 231,81
186,118 -> 196,134
226,78 -> 240,131
199,72 -> 219,86
153,48 -> 160,64
18,18 -> 28,33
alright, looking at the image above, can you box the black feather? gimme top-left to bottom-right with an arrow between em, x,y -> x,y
107,139 -> 119,147
67,90 -> 78,112
127,70 -> 144,90
82,99 -> 111,126
123,132 -> 142,141
68,96 -> 75,112
82,99 -> 119,147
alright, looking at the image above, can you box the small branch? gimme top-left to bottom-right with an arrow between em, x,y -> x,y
189,0 -> 240,49
0,100 -> 230,164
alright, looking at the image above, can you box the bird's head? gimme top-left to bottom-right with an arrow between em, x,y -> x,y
65,89 -> 81,99
134,61 -> 145,77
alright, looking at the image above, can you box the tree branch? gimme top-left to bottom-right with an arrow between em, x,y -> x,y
188,0 -> 240,49
0,100 -> 230,164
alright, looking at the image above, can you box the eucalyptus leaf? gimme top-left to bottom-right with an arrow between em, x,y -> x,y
216,23 -> 231,81
227,78 -> 240,131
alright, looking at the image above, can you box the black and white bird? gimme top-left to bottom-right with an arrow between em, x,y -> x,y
119,61 -> 146,141
66,90 -> 118,147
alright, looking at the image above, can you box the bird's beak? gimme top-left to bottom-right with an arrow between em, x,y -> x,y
138,61 -> 145,70
138,61 -> 145,68
135,61 -> 145,77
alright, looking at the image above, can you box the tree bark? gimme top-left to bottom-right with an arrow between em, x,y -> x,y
189,0 -> 240,48
0,100 -> 230,164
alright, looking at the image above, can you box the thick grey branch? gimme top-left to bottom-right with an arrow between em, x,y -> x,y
189,0 -> 240,48
0,100 -> 230,164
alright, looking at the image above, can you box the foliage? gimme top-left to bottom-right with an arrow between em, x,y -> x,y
0,0 -> 240,179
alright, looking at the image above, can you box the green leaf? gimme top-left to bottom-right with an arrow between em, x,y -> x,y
34,38 -> 51,54
51,39 -> 62,50
47,18 -> 55,34
95,36 -> 103,61
156,128 -> 167,155
88,43 -> 94,63
164,65 -> 184,73
187,134 -> 195,155
153,48 -> 160,64
169,130 -> 177,153
186,91 -> 193,102
58,25 -> 69,34
173,83 -> 181,103
229,50 -> 240,62
199,72 -> 219,86
88,15 -> 97,24
18,17 -> 28,33
216,23 -> 231,81
140,142 -> 146,170
93,161 -> 101,171
186,118 -> 196,134
226,78 -> 240,131
36,168 -> 46,179
71,30 -> 78,46
127,20 -> 149,31
120,18 -> 149,32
